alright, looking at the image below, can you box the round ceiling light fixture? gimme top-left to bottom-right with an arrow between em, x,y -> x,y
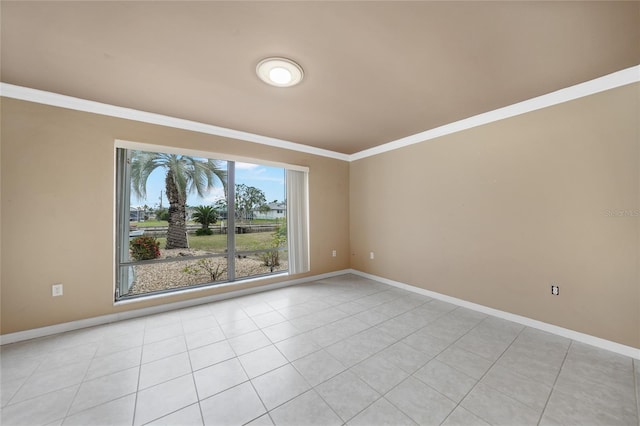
256,57 -> 304,87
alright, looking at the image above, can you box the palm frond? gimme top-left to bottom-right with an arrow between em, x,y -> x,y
130,150 -> 227,201
130,151 -> 164,198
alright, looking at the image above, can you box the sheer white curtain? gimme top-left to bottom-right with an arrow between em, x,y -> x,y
286,169 -> 310,274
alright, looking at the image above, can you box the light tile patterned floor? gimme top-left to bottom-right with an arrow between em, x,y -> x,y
1,274 -> 638,425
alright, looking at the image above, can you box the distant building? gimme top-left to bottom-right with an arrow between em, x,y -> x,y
130,209 -> 149,221
253,202 -> 286,220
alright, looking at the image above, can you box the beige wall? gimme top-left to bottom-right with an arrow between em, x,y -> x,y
0,98 -> 350,334
2,83 -> 639,349
351,83 -> 640,348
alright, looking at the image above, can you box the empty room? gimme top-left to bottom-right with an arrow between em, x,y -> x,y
1,1 -> 639,425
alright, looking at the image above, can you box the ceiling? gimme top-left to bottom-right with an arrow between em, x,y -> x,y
1,1 -> 639,155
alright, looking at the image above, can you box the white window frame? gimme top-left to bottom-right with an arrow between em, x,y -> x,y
114,139 -> 309,302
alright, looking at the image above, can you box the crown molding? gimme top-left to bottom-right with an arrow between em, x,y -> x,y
350,65 -> 640,161
0,83 -> 350,162
2,64 -> 638,163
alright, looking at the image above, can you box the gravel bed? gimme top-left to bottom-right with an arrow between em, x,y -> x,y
127,249 -> 288,295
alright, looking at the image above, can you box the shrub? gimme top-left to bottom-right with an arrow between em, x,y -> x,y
130,236 -> 161,261
156,208 -> 169,221
258,249 -> 280,269
257,223 -> 287,270
192,205 -> 218,231
195,228 -> 213,236
182,258 -> 226,281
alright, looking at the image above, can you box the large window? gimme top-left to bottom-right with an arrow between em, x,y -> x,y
115,143 -> 308,300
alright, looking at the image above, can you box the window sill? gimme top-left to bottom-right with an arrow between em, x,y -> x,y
113,271 -> 289,307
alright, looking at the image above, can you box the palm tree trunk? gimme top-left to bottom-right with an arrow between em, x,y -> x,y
165,170 -> 188,249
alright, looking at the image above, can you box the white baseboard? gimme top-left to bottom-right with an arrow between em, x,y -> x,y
0,269 -> 351,345
348,269 -> 640,360
4,268 -> 638,360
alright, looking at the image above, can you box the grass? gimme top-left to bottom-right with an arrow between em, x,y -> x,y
156,232 -> 279,252
132,220 -> 170,227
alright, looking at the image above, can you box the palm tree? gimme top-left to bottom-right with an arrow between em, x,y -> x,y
130,151 -> 226,249
192,205 -> 219,231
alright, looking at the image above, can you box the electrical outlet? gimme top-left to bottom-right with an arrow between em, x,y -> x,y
551,285 -> 559,296
332,250 -> 337,257
52,283 -> 63,297
369,252 -> 375,260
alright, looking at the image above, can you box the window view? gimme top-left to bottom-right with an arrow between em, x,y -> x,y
116,147 -> 288,300
233,165 -> 288,280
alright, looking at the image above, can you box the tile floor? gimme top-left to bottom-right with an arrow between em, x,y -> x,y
1,274 -> 638,425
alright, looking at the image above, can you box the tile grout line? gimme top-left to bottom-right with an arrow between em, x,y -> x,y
406,314 -> 493,424
310,369 -> 378,426
4,333 -> 147,422
235,308 -> 286,425
58,340 -> 99,423
1,352 -> 44,409
435,317 -> 530,426
135,317 -> 205,425
233,281 -> 417,425
0,280 -> 413,424
313,300 -> 464,424
177,311 -> 209,426
536,340 -> 572,426
415,322 -> 495,425
135,315 -> 190,425
131,317 -> 152,426
132,284 -> 422,425
9,276 -> 632,426
631,359 -> 640,426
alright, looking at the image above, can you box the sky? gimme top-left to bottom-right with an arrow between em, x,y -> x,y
131,160 -> 286,209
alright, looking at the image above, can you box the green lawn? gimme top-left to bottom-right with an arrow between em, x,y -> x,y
132,220 -> 170,227
156,232 -> 278,252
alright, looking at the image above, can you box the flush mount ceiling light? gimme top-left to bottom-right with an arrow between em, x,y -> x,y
256,57 -> 304,87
